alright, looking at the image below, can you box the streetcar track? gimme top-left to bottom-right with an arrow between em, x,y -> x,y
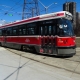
75,54 -> 80,56
6,48 -> 80,63
63,54 -> 80,63
63,58 -> 80,63
5,48 -> 80,75
5,47 -> 80,63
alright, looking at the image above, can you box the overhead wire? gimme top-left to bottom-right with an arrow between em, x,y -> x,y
0,0 -> 80,20
39,0 -> 80,14
1,0 -> 80,79
0,4 -> 11,8
0,0 -> 34,17
0,0 -> 22,19
24,0 -> 80,15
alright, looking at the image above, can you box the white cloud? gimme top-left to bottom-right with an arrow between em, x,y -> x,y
0,24 -> 2,26
0,20 -> 8,25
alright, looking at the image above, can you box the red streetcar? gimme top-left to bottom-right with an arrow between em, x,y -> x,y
0,11 -> 76,56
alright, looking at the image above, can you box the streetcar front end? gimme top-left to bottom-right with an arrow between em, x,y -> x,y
56,18 -> 76,56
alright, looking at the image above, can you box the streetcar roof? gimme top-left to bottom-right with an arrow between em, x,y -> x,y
0,11 -> 72,28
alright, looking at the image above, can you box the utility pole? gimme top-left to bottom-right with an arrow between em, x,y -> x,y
22,0 -> 26,19
34,0 -> 40,16
22,0 -> 40,19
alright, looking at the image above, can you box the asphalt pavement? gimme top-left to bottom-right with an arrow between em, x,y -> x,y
0,47 -> 80,80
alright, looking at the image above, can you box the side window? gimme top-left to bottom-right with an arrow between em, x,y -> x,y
19,26 -> 22,35
52,26 -> 56,36
39,20 -> 53,36
45,26 -> 48,35
22,25 -> 26,35
28,27 -> 35,35
12,26 -> 18,36
40,26 -> 43,35
27,23 -> 36,35
19,24 -> 27,35
39,19 -> 58,36
0,29 -> 2,36
49,26 -> 52,35
2,28 -> 6,36
7,27 -> 12,36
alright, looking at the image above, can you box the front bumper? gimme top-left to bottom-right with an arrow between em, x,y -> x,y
57,46 -> 76,56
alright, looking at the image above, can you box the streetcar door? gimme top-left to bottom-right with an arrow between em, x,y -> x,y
48,25 -> 56,54
40,24 -> 56,54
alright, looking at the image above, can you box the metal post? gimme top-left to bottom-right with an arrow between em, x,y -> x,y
22,0 -> 40,19
22,0 -> 26,19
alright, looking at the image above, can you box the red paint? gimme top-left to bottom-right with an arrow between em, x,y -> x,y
0,12 -> 64,29
0,17 -> 39,28
0,36 -> 41,45
56,36 -> 76,47
0,36 -> 76,48
57,13 -> 64,16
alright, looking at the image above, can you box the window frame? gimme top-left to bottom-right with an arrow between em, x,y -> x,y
6,27 -> 12,36
0,29 -> 2,36
12,26 -> 19,36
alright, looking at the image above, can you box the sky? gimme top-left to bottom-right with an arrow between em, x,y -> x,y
0,0 -> 80,24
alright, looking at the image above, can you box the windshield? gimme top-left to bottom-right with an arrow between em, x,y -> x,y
57,19 -> 74,36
